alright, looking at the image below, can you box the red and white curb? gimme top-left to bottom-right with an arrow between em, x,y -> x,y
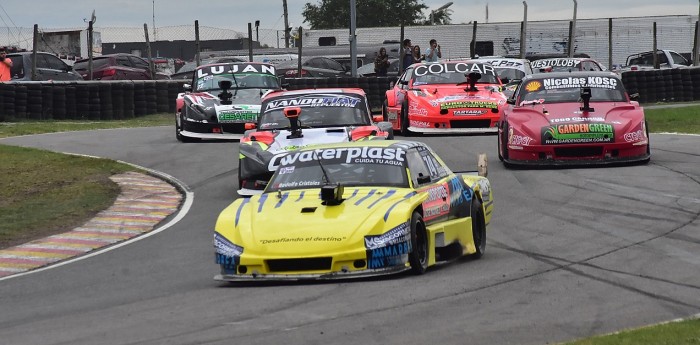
0,171 -> 184,279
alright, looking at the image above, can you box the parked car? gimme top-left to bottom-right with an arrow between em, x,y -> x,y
498,71 -> 650,166
622,49 -> 691,71
214,140 -> 493,281
355,58 -> 400,77
5,51 -> 83,81
275,56 -> 347,78
73,53 -> 169,80
170,56 -> 246,80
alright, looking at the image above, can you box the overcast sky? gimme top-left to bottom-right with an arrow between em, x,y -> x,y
0,0 -> 696,33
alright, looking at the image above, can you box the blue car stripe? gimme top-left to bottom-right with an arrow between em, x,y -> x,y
368,189 -> 396,209
275,192 -> 289,208
258,194 -> 268,213
235,198 -> 250,227
354,189 -> 377,206
383,191 -> 417,222
295,191 -> 305,202
348,189 -> 359,199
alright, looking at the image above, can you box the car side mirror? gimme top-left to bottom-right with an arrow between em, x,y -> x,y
629,93 -> 640,101
506,98 -> 516,105
417,174 -> 431,185
372,115 -> 384,122
183,84 -> 192,92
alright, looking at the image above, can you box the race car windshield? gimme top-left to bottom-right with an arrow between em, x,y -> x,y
412,62 -> 499,85
267,162 -> 409,192
518,76 -> 627,104
194,73 -> 279,92
495,68 -> 526,82
258,107 -> 370,130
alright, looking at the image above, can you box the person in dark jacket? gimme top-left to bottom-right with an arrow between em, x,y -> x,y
374,47 -> 390,76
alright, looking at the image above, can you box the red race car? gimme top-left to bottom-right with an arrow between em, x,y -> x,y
497,71 -> 650,166
383,61 -> 506,135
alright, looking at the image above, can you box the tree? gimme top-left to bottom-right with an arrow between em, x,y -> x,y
302,0 -> 430,29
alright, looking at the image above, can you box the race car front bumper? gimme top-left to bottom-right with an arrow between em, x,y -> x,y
214,265 -> 409,281
504,140 -> 650,166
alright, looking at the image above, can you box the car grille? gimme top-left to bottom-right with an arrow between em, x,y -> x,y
266,257 -> 333,272
450,120 -> 492,129
554,146 -> 604,157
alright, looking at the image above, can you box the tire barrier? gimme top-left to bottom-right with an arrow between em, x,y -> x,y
0,71 -> 697,123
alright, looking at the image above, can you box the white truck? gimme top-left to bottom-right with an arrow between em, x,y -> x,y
622,49 -> 691,71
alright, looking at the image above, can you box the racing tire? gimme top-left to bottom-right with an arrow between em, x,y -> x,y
641,120 -> 651,165
408,212 -> 428,275
400,99 -> 411,136
175,113 -> 197,143
382,99 -> 389,122
467,198 -> 486,260
500,122 -> 510,162
497,123 -> 504,162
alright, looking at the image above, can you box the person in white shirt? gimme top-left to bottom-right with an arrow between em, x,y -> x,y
424,39 -> 442,63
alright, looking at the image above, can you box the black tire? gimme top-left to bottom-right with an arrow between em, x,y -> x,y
500,122 -> 510,161
468,198 -> 486,259
400,100 -> 411,136
382,99 -> 389,122
408,212 -> 428,275
175,113 -> 194,142
497,123 -> 504,162
641,120 -> 651,164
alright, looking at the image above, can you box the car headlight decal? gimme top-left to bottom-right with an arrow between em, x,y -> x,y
214,232 -> 244,271
365,221 -> 411,269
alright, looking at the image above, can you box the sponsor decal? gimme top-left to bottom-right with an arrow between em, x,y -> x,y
531,59 -> 581,68
265,94 -> 361,111
413,62 -> 496,77
542,123 -> 615,144
624,130 -> 645,142
409,103 -> 428,116
484,59 -> 524,68
387,110 -> 398,120
410,120 -> 431,128
278,166 -> 295,175
197,64 -> 275,78
509,134 -> 534,145
541,76 -> 619,90
364,222 -> 411,250
549,117 -> 606,123
218,111 -> 257,122
260,236 -> 345,244
454,109 -> 486,116
214,233 -> 243,257
525,81 -> 542,92
441,100 -> 498,110
268,147 -> 406,171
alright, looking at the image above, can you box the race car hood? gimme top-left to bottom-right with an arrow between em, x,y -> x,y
265,127 -> 352,155
413,85 -> 505,111
227,188 -> 417,256
509,102 -> 644,138
185,89 -> 275,121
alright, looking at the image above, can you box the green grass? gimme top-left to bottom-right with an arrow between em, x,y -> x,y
0,113 -> 172,138
644,105 -> 700,134
0,113 -> 172,249
564,318 -> 700,345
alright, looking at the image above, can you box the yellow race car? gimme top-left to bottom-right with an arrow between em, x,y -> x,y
214,140 -> 493,281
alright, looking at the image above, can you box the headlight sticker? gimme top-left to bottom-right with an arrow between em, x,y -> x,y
365,222 -> 411,269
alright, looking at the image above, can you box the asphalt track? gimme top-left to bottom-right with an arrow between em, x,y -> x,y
0,127 -> 699,345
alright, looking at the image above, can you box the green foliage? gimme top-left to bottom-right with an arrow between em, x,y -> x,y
564,318 -> 700,345
644,105 -> 700,134
303,0 -> 430,29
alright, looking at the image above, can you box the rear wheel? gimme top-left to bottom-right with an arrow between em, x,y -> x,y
382,99 -> 389,122
468,198 -> 486,259
408,212 -> 428,274
497,123 -> 504,162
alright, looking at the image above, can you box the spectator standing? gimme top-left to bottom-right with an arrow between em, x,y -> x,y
374,47 -> 390,76
412,45 -> 424,63
401,39 -> 413,72
0,48 -> 13,81
424,39 -> 442,62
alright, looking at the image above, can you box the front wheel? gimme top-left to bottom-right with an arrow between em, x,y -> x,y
408,212 -> 428,274
400,101 -> 411,136
467,198 -> 486,259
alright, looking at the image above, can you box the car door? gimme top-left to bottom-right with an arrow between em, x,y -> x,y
406,147 -> 451,225
115,55 -> 135,79
43,54 -> 77,80
33,54 -> 58,81
129,56 -> 152,79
